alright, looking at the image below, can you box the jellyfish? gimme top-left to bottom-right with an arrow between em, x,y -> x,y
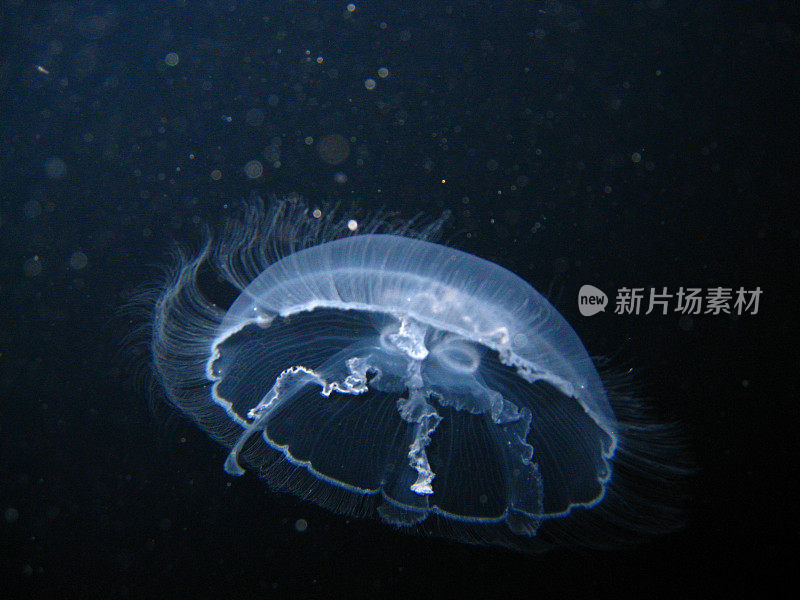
147,198 -> 687,551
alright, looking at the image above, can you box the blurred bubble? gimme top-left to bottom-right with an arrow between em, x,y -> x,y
552,257 -> 569,274
23,200 -> 42,219
294,518 -> 308,532
377,67 -> 389,78
4,507 -> 19,524
44,157 -> 67,179
316,134 -> 350,165
678,315 -> 694,332
364,78 -> 376,90
244,160 -> 264,179
245,108 -> 264,126
165,52 -> 180,67
69,251 -> 88,270
23,255 -> 42,277
80,13 -> 114,40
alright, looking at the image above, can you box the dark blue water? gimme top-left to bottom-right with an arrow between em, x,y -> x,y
0,1 -> 796,597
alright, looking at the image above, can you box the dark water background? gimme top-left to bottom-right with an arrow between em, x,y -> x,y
0,1 -> 796,598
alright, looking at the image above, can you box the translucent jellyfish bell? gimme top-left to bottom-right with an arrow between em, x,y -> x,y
148,199 -> 687,551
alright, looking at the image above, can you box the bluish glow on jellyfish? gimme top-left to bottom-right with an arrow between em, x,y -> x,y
148,198 -> 687,551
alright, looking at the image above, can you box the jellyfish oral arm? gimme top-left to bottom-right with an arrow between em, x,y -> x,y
397,387 -> 443,496
223,366 -> 320,476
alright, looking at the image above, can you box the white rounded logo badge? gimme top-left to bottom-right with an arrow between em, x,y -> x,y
578,285 -> 608,316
